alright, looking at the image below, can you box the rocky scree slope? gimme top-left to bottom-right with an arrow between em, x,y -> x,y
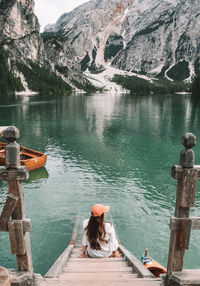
45,0 -> 200,81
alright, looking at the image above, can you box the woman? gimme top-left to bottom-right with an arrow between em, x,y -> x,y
79,204 -> 120,258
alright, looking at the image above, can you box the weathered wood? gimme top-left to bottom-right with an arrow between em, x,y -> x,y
8,220 -> 25,255
179,169 -> 198,207
0,267 -> 10,286
170,217 -> 200,231
60,272 -> 138,281
169,218 -> 191,250
5,142 -> 20,169
23,219 -> 31,233
0,126 -> 33,275
42,279 -> 164,286
0,194 -> 18,231
119,244 -> 154,278
64,265 -> 133,273
170,269 -> 200,285
8,176 -> 33,272
179,133 -> 196,168
45,244 -> 74,278
167,133 -> 200,274
172,165 -> 200,180
0,167 -> 29,181
69,258 -> 123,262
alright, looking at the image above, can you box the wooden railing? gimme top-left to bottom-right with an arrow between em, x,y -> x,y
167,133 -> 200,284
0,126 -> 33,273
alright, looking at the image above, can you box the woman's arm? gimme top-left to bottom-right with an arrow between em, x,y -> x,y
78,245 -> 87,258
78,221 -> 88,258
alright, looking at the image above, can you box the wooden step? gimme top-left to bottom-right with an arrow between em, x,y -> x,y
64,263 -> 133,273
60,272 -> 138,280
66,261 -> 127,268
41,279 -> 164,286
69,258 -> 124,262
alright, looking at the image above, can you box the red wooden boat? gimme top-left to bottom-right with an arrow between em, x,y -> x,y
0,127 -> 47,171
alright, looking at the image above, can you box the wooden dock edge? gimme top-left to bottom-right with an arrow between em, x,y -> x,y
44,213 -> 80,278
44,244 -> 74,278
118,244 -> 155,279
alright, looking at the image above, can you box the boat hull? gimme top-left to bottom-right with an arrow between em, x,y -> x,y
143,256 -> 167,278
0,142 -> 47,171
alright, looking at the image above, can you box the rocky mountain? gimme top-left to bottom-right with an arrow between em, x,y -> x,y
45,0 -> 200,81
0,0 -> 89,94
1,0 -> 199,96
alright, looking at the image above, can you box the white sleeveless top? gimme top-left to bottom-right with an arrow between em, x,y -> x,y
82,219 -> 119,258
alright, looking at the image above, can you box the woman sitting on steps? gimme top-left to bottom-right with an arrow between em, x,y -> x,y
79,204 -> 121,258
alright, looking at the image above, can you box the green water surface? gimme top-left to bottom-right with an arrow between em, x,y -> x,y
0,92 -> 200,275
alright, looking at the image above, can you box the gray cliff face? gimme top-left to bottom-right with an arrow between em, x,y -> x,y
45,0 -> 200,80
44,0 -> 133,69
0,0 -> 45,63
0,0 -> 84,90
42,34 -> 85,85
113,0 -> 200,80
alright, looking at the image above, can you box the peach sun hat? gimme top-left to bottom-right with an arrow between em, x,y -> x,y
91,204 -> 110,217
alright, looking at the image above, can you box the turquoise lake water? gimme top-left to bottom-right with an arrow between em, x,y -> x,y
0,92 -> 200,275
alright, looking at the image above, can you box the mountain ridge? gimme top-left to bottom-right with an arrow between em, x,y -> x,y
45,0 -> 200,82
0,0 -> 199,96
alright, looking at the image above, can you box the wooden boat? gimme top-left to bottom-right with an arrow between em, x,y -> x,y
0,126 -> 47,171
141,248 -> 167,278
0,142 -> 47,171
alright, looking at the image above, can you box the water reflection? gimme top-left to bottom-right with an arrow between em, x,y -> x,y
26,167 -> 49,183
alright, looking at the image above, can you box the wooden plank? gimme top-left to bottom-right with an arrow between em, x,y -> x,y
8,220 -> 25,255
64,266 -> 133,273
0,194 -> 18,231
170,269 -> 200,284
170,217 -> 200,231
65,261 -> 128,269
23,219 -> 31,233
119,244 -> 154,278
43,279 -> 164,286
170,218 -> 192,249
45,244 -> 74,278
172,165 -> 200,180
60,272 -> 138,280
16,230 -> 33,272
0,166 -> 29,181
69,258 -> 123,262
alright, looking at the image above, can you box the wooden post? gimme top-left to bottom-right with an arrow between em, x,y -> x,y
167,133 -> 200,274
0,126 -> 33,273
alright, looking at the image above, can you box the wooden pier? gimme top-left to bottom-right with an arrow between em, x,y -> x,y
0,127 -> 200,286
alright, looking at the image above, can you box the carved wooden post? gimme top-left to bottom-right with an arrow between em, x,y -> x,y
167,133 -> 200,274
0,126 -> 33,273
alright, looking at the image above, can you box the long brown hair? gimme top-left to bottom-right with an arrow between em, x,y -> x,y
86,214 -> 108,250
